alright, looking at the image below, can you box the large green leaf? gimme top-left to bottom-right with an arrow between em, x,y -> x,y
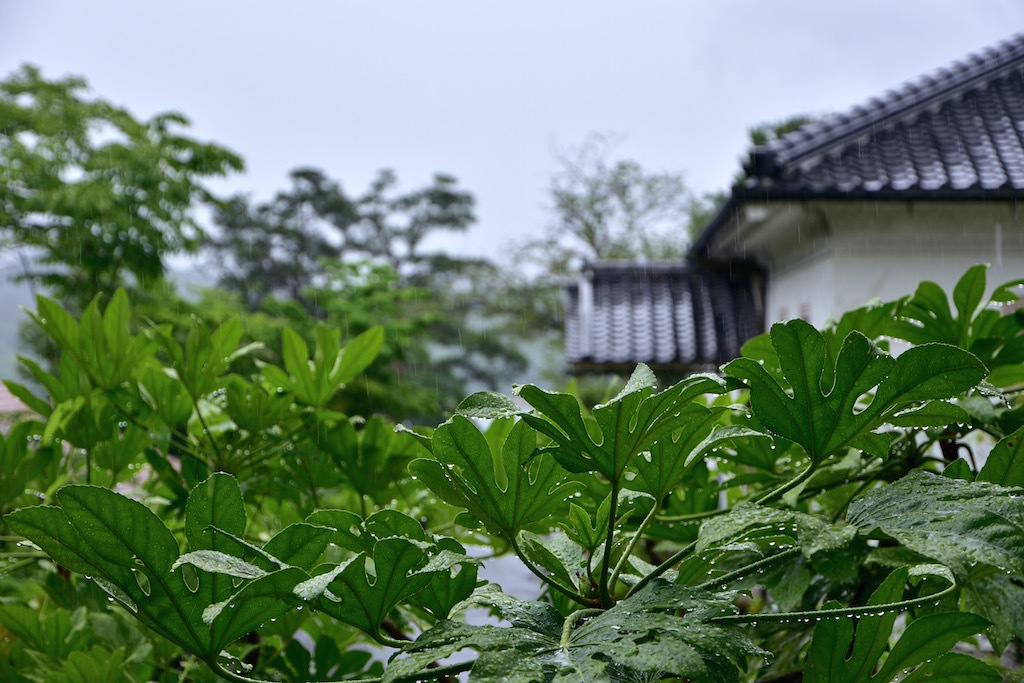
409,416 -> 581,541
385,580 -> 762,683
848,471 -> 1024,578
626,415 -> 763,502
724,321 -> 986,463
6,478 -> 313,663
306,508 -> 477,623
294,536 -> 463,640
515,365 -> 726,483
805,566 -> 994,683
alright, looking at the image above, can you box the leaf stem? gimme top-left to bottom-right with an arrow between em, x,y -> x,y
608,499 -> 659,591
695,546 -> 801,591
755,463 -> 815,506
710,575 -> 959,625
560,608 -> 604,649
598,482 -> 619,607
656,507 -> 727,524
625,540 -> 696,599
389,660 -> 475,682
510,536 -> 591,607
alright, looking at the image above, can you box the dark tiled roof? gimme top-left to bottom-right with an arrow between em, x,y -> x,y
749,33 -> 1024,196
566,262 -> 763,373
692,33 -> 1024,257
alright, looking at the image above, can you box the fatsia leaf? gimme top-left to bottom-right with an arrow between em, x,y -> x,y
515,365 -> 726,483
387,580 -> 761,683
724,321 -> 986,463
627,415 -> 763,501
805,566 -> 994,683
185,473 -> 247,615
5,478 -> 314,662
406,539 -> 479,621
294,537 -> 454,639
848,471 -> 1024,578
563,494 -> 611,553
696,503 -> 842,557
298,509 -> 477,633
409,416 -> 581,541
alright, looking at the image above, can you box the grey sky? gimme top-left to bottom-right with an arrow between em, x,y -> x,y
3,1 -> 1024,262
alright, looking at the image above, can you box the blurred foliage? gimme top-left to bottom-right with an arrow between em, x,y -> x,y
0,64 -> 243,312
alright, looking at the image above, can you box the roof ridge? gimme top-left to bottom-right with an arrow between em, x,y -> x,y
748,32 -> 1024,177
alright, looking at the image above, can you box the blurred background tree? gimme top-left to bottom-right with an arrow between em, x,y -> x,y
0,64 -> 243,312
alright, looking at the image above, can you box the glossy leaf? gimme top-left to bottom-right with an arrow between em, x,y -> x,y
6,477 -> 312,662
387,580 -> 761,683
724,320 -> 986,463
409,416 -> 580,540
515,365 -> 726,482
303,509 -> 477,627
978,425 -> 1024,487
806,566 -> 994,683
849,471 -> 1024,578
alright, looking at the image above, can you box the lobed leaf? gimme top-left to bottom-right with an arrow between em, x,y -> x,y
409,416 -> 580,540
515,366 -> 726,484
725,320 -> 986,464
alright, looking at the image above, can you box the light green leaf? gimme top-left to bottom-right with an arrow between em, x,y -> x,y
172,551 -> 267,580
456,391 -> 521,419
953,264 -> 988,345
333,325 -> 384,386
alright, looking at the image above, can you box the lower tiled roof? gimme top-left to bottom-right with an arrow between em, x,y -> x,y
566,262 -> 763,373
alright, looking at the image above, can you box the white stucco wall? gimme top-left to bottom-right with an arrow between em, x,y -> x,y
759,200 -> 1024,327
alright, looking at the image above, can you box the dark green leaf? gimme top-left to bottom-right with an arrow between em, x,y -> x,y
849,471 -> 1024,577
725,321 -> 986,463
900,653 -> 1001,683
978,425 -> 1024,487
516,366 -> 726,483
410,416 -> 580,540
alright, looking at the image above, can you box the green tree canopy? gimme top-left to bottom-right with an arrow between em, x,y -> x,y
0,64 -> 243,310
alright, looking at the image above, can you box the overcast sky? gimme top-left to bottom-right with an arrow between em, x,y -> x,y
3,1 -> 1024,263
